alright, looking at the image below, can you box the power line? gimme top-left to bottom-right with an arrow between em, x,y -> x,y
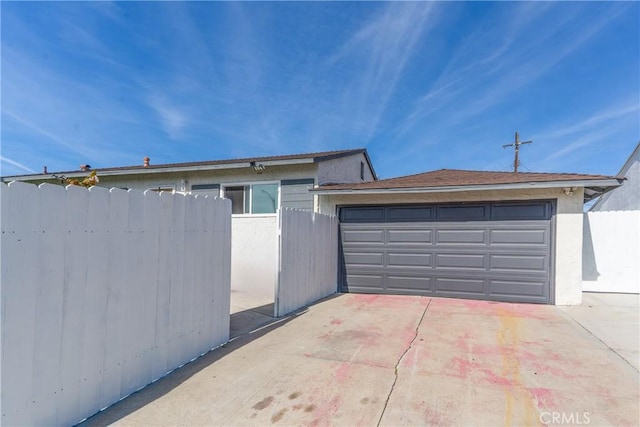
502,131 -> 533,173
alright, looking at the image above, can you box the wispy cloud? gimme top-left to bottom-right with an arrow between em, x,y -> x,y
396,2 -> 630,138
3,110 -> 94,159
0,155 -> 37,174
329,2 -> 436,140
147,95 -> 188,140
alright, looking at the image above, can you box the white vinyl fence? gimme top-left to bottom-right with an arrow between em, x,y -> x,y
276,208 -> 339,317
583,211 -> 640,293
1,182 -> 232,427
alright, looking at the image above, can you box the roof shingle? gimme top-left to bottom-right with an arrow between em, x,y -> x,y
317,169 -> 618,191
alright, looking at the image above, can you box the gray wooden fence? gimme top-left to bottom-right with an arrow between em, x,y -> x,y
276,208 -> 339,317
1,182 -> 232,426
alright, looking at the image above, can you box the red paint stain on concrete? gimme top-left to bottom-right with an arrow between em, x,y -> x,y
529,387 -> 558,410
335,362 -> 350,382
450,357 -> 475,378
479,368 -> 516,387
330,318 -> 343,325
347,294 -> 429,310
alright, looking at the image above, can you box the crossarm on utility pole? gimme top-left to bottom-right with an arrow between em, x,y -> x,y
502,131 -> 533,173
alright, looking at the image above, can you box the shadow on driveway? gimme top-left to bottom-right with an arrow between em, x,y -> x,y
78,299 -> 323,426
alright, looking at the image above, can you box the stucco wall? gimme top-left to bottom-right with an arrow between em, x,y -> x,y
318,187 -> 585,305
231,216 -> 278,301
583,211 -> 640,293
317,153 -> 375,185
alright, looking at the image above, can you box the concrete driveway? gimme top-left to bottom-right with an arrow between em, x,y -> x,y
82,294 -> 639,426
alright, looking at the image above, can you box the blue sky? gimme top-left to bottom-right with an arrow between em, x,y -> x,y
1,1 -> 638,179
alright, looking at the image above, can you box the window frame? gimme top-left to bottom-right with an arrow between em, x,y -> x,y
221,180 -> 281,216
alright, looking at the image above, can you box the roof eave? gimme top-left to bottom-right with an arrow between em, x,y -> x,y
310,179 -> 623,196
2,157 -> 316,181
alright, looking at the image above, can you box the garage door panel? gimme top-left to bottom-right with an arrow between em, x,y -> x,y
489,254 -> 547,272
436,254 -> 485,269
435,277 -> 485,294
388,229 -> 432,243
387,253 -> 432,267
345,274 -> 384,289
436,229 -> 486,244
339,201 -> 552,304
344,252 -> 384,266
490,279 -> 546,297
342,229 -> 384,243
490,229 -> 547,245
386,276 -> 432,291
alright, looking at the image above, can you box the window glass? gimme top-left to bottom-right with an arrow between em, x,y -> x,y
251,183 -> 278,214
225,186 -> 246,214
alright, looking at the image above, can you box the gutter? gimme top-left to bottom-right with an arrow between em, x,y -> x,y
309,179 -> 623,195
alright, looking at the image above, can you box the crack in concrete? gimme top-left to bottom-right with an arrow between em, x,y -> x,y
377,298 -> 432,427
559,308 -> 640,373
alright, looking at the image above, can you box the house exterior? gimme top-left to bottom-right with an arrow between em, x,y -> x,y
590,142 -> 639,211
1,148 -> 377,215
2,149 -> 623,305
312,169 -> 622,305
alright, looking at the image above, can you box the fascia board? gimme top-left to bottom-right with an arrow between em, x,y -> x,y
310,179 -> 623,195
2,158 -> 316,181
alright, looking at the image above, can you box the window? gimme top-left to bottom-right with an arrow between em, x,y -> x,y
223,183 -> 279,214
360,161 -> 365,180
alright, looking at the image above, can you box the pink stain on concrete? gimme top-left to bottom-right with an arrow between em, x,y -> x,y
330,318 -> 343,325
347,294 -> 430,310
529,387 -> 558,410
479,368 -> 516,387
449,357 -> 476,378
401,347 -> 419,368
335,362 -> 351,382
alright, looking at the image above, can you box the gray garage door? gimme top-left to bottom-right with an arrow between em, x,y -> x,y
338,201 -> 554,304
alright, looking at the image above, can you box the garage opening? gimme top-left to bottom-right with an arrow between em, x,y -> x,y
338,201 -> 554,304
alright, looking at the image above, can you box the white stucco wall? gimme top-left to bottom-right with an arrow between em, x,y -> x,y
318,187 -> 585,305
583,211 -> 640,293
317,153 -> 375,185
231,216 -> 278,301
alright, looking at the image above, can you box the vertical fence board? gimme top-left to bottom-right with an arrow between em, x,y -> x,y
216,197 -> 232,345
57,185 -> 90,426
30,184 -> 66,426
153,192 -> 173,379
168,194 -> 185,370
276,208 -> 338,317
142,191 -> 161,386
101,188 -> 128,408
2,182 -> 39,426
79,186 -> 110,419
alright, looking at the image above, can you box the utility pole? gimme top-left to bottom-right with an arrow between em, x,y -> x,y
502,131 -> 533,173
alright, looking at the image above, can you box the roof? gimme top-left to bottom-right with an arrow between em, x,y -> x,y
311,169 -> 623,201
2,148 -> 377,180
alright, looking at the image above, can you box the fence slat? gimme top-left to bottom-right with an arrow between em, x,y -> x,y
80,186 -> 111,419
